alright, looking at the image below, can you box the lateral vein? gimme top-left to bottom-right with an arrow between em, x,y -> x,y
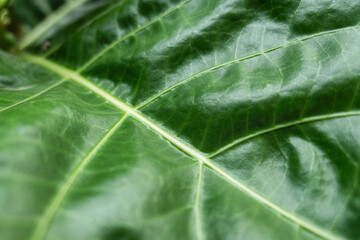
194,163 -> 204,240
0,78 -> 67,113
23,53 -> 344,240
30,114 -> 128,240
77,0 -> 192,72
209,111 -> 360,158
136,25 -> 360,109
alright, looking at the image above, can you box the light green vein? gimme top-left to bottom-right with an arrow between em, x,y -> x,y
23,53 -> 345,240
29,114 -> 128,240
41,0 -> 131,58
77,0 -> 192,72
0,78 -> 67,113
136,25 -> 360,109
209,111 -> 360,158
18,0 -> 87,50
194,163 -> 204,240
33,0 -> 52,15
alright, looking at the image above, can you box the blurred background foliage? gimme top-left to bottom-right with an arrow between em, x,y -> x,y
0,0 -> 65,50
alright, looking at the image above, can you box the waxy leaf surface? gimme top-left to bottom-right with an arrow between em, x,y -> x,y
1,0 -> 360,239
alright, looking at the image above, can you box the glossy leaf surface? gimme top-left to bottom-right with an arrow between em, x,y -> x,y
1,0 -> 360,239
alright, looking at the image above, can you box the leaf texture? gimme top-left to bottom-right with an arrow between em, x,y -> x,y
1,0 -> 360,240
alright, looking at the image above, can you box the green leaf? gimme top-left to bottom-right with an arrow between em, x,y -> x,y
12,0 -> 66,30
2,0 -> 360,240
16,0 -> 114,51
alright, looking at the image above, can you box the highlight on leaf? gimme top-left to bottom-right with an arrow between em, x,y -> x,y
0,1 -> 360,240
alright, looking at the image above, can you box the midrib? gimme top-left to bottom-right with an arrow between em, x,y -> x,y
22,53 -> 344,240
